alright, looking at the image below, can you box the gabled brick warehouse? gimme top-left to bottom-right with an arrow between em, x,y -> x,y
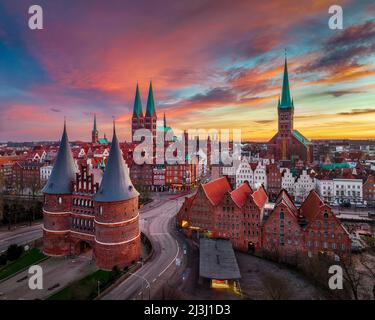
177,176 -> 350,258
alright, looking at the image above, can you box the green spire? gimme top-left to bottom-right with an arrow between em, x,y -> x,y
133,83 -> 143,118
146,81 -> 156,117
280,54 -> 293,109
93,114 -> 97,133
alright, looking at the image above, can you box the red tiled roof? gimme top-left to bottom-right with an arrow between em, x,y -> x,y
252,185 -> 268,209
275,189 -> 298,215
230,182 -> 253,207
299,190 -> 323,221
202,176 -> 232,206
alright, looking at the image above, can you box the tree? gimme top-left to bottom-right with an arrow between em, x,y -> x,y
0,169 -> 4,222
261,273 -> 293,300
0,254 -> 7,266
340,254 -> 362,300
28,173 -> 41,198
6,244 -> 24,261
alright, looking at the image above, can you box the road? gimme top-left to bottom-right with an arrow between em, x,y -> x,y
0,192 -> 191,300
102,194 -> 188,300
0,255 -> 95,300
0,224 -> 43,253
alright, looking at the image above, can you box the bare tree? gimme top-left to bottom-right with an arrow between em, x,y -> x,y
261,273 -> 293,300
340,254 -> 362,300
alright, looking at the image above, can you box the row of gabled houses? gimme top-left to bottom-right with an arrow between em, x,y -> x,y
212,157 -> 375,207
176,176 -> 352,259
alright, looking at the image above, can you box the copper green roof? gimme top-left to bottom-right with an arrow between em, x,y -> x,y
292,130 -> 311,147
146,81 -> 156,117
280,56 -> 293,109
320,163 -> 350,170
98,137 -> 108,145
157,124 -> 172,132
133,84 -> 143,118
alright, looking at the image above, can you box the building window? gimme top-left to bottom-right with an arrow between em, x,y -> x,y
99,206 -> 103,215
280,211 -> 284,220
58,197 -> 62,205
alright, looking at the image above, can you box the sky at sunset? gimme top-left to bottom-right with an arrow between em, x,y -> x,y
0,0 -> 375,142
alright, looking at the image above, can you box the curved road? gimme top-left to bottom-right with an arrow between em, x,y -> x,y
0,192 -> 190,300
102,195 -> 187,300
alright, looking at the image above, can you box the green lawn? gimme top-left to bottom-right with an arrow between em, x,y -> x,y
47,270 -> 116,300
0,248 -> 46,281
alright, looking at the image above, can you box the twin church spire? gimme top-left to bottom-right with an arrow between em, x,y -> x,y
132,81 -> 156,118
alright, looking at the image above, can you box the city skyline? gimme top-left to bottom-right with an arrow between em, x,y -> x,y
1,0 -> 375,142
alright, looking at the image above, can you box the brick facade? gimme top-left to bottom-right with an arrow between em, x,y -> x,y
43,163 -> 141,270
177,177 -> 351,259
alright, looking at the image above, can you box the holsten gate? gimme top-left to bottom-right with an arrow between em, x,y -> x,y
42,121 -> 141,270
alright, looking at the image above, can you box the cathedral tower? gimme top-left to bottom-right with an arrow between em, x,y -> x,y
277,55 -> 294,138
131,83 -> 144,142
92,114 -> 99,144
277,54 -> 294,160
144,81 -> 157,150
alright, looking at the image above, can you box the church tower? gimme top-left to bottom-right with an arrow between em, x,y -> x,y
144,81 -> 157,150
268,53 -> 312,163
278,54 -> 294,137
131,83 -> 144,142
92,114 -> 99,144
277,54 -> 294,160
94,122 -> 141,270
42,120 -> 77,256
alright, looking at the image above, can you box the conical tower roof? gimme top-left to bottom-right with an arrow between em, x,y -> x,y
133,84 -> 143,118
94,122 -> 139,202
279,54 -> 293,109
42,121 -> 77,194
146,81 -> 156,117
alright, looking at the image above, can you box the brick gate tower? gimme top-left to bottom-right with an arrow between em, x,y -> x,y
42,121 -> 77,256
42,120 -> 141,270
94,123 -> 141,270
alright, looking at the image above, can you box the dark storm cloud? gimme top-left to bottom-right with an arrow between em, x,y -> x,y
324,90 -> 365,97
337,108 -> 375,116
297,19 -> 375,74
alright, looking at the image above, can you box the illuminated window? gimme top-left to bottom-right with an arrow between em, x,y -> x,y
58,197 -> 62,205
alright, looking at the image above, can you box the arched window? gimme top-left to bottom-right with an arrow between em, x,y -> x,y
323,211 -> 329,220
58,197 -> 62,205
280,211 -> 284,220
